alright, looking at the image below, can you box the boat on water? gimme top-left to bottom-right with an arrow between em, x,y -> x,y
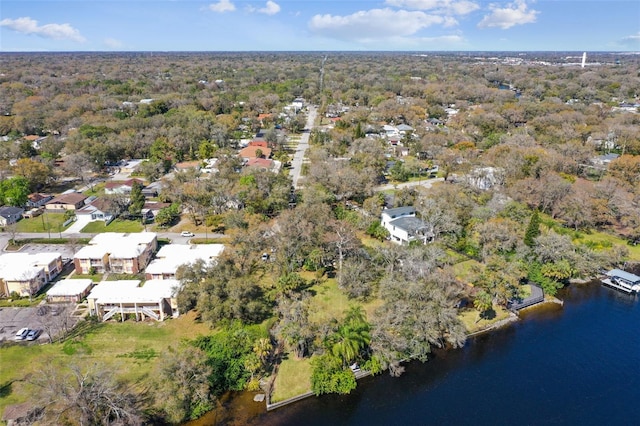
601,269 -> 640,293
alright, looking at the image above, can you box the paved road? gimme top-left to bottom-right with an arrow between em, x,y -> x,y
376,177 -> 445,192
290,106 -> 317,189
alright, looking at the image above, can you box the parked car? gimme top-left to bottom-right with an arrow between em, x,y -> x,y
15,328 -> 29,340
26,329 -> 41,341
180,231 -> 194,237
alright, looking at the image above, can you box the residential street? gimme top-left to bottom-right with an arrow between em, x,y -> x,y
289,105 -> 317,189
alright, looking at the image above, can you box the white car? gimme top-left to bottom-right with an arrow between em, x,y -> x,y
15,328 -> 29,340
180,231 -> 194,237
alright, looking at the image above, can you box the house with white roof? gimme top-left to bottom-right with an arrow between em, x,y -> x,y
381,206 -> 434,245
0,252 -> 63,296
73,232 -> 157,275
47,278 -> 94,303
87,279 -> 180,321
145,244 -> 224,280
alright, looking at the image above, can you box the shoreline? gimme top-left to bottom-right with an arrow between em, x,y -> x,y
266,296 -> 565,410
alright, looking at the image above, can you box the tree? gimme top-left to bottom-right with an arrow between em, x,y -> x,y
127,180 -> 145,217
0,176 -> 30,206
155,345 -> 214,423
310,353 -> 357,396
524,209 -> 541,247
473,290 -> 494,323
12,158 -> 51,190
330,306 -> 371,367
33,362 -> 145,426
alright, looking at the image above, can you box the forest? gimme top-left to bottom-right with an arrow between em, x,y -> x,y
1,51 -> 639,424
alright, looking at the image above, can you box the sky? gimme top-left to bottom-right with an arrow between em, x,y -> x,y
1,0 -> 639,52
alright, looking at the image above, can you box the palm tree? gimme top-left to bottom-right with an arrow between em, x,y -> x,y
331,306 -> 371,367
253,337 -> 273,365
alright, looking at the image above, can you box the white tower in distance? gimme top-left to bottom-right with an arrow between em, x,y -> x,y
581,52 -> 587,68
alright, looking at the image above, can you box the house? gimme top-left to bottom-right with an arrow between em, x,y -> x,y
104,178 -> 144,195
145,243 -> 224,280
87,279 -> 180,322
174,160 -> 201,172
26,193 -> 53,208
0,252 -> 63,297
249,140 -> 269,148
397,124 -> 414,133
45,192 -> 87,212
245,157 -> 281,173
73,232 -> 158,275
46,278 -> 94,303
381,206 -> 434,245
239,145 -> 272,160
0,206 -> 24,226
141,201 -> 171,222
76,197 -> 115,223
142,181 -> 163,198
591,153 -> 619,168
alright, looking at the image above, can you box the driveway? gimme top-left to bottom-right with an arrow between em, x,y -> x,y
62,215 -> 92,235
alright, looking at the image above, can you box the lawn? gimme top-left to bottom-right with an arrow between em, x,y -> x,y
458,305 -> 512,334
307,277 -> 382,325
308,278 -> 353,324
0,311 -> 212,415
16,213 -> 70,233
452,259 -> 482,285
81,219 -> 143,233
573,230 -> 640,261
270,356 -> 313,402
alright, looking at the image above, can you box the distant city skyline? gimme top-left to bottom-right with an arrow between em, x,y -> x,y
1,1 -> 639,52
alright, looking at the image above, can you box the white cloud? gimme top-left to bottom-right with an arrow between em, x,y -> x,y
309,8 -> 446,42
208,0 -> 236,13
0,17 -> 85,42
247,1 -> 281,15
620,32 -> 640,47
259,1 -> 281,15
478,0 -> 539,29
385,0 -> 480,15
104,38 -> 123,49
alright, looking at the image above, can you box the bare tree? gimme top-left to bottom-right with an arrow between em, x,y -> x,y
32,362 -> 145,426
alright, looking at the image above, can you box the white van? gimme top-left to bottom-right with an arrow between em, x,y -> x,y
15,328 -> 29,340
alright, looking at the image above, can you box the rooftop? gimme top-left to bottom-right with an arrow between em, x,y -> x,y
47,279 -> 94,297
146,244 -> 224,275
87,279 -> 179,304
0,252 -> 61,281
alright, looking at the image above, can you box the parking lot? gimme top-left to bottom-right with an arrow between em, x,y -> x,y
18,243 -> 76,260
0,303 -> 76,344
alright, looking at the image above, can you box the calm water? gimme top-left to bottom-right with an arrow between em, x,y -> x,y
200,282 -> 640,425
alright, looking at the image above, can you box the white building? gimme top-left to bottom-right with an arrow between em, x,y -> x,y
0,252 -> 63,297
381,207 -> 433,245
145,244 -> 224,280
87,279 -> 180,322
47,278 -> 94,303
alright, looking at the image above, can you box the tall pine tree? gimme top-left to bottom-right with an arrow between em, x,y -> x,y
524,209 -> 541,247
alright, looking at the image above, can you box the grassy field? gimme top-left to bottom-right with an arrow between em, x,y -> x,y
81,219 -> 143,233
0,311 -> 212,415
16,213 -> 70,233
270,356 -> 313,402
573,230 -> 640,261
452,259 -> 482,285
458,305 -> 512,334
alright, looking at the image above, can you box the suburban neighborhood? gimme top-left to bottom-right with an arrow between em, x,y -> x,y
0,50 -> 639,425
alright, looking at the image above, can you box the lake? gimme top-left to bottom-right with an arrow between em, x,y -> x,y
199,282 -> 640,425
